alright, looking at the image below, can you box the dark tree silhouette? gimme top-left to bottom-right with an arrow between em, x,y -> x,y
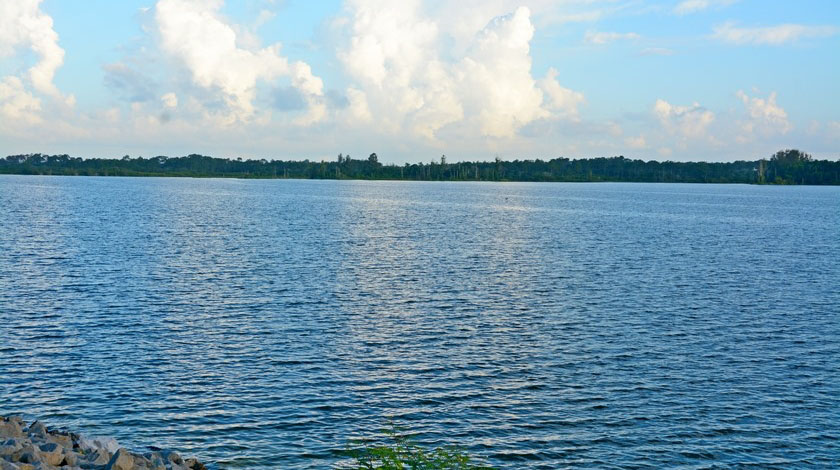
1,150 -> 837,184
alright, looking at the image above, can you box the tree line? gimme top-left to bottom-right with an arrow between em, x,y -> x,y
1,149 -> 838,185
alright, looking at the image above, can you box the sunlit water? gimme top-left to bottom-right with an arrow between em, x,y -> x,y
1,176 -> 838,469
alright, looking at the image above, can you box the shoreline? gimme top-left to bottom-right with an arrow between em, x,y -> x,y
0,173 -> 833,186
0,416 -> 206,470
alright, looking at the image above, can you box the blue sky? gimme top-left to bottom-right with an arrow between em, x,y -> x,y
1,0 -> 838,162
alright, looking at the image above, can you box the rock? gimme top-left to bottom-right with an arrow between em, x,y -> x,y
60,450 -> 79,467
37,443 -> 63,467
183,458 -> 206,470
26,423 -> 47,439
0,439 -> 23,457
33,463 -> 58,470
14,444 -> 40,464
84,449 -> 111,466
0,419 -> 24,439
0,460 -> 21,470
105,449 -> 133,470
142,453 -> 165,470
1,417 -> 205,470
46,434 -> 72,450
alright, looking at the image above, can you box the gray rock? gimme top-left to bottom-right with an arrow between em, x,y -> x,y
142,453 -> 165,470
84,449 -> 111,466
105,449 -> 134,470
26,423 -> 47,439
0,419 -> 24,439
61,450 -> 79,467
0,460 -> 21,470
37,443 -> 63,467
46,435 -> 71,450
33,463 -> 58,470
0,439 -> 23,457
14,444 -> 40,464
160,451 -> 182,466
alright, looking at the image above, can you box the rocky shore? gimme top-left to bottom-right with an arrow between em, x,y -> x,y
1,417 -> 206,470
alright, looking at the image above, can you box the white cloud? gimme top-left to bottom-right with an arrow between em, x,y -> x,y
338,0 -> 461,138
654,99 -> 714,139
0,0 -> 67,98
712,22 -> 837,45
0,76 -> 42,125
538,67 -> 585,120
0,0 -> 74,124
338,2 -> 580,140
155,0 -> 324,122
584,31 -> 640,45
674,0 -> 738,15
458,7 -> 548,138
736,90 -> 791,139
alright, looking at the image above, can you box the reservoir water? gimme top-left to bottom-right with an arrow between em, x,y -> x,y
1,176 -> 838,469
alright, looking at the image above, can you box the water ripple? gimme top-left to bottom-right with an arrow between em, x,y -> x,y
0,177 -> 838,469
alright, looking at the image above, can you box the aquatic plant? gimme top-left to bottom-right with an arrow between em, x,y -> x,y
347,428 -> 495,470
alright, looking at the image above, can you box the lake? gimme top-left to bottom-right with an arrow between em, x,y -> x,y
0,176 -> 838,469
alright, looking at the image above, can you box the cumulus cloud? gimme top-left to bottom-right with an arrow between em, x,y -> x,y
0,0 -> 67,98
736,90 -> 791,138
459,7 -> 548,137
0,76 -> 42,125
0,0 -> 73,124
155,0 -> 324,122
339,2 -> 580,140
338,0 -> 461,137
712,22 -> 837,45
674,0 -> 738,15
538,68 -> 585,120
584,31 -> 640,45
654,99 -> 714,139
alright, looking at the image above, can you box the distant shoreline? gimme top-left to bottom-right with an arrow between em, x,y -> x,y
3,173 -> 838,186
2,149 -> 838,185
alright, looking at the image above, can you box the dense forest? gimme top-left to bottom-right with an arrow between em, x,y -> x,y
1,149 -> 838,185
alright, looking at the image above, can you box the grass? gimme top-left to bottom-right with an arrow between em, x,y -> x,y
345,427 -> 495,470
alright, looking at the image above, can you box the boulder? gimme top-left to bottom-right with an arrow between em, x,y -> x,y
46,434 -> 72,450
0,419 -> 24,439
37,443 -> 63,467
84,449 -> 111,466
14,444 -> 40,464
60,450 -> 79,467
0,439 -> 23,457
142,452 -> 165,470
0,460 -> 20,470
183,458 -> 205,470
26,423 -> 47,439
160,451 -> 182,466
105,449 -> 133,470
32,462 -> 58,470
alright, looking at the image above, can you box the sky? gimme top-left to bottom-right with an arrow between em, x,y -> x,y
0,0 -> 838,163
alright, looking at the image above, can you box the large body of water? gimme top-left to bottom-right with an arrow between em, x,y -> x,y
0,176 -> 838,469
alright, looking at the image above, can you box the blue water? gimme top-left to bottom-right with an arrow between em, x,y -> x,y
0,175 -> 838,469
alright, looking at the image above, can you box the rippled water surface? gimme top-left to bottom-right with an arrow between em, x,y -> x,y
1,176 -> 838,469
